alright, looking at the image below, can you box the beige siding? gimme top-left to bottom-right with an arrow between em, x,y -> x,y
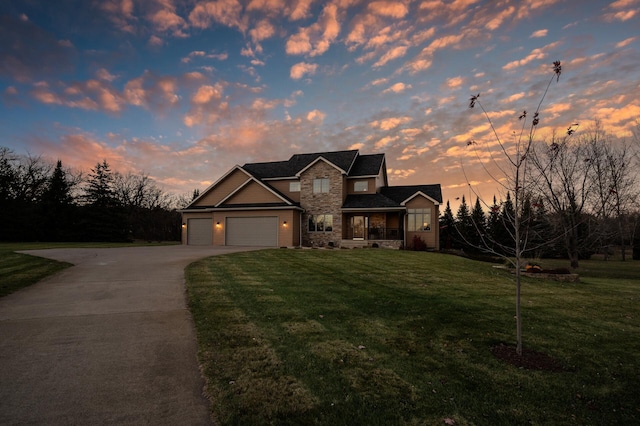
225,181 -> 283,204
405,196 -> 439,250
268,180 -> 301,203
193,168 -> 250,207
346,177 -> 376,195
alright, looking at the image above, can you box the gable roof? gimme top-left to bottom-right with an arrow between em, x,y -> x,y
348,153 -> 385,177
381,185 -> 443,205
242,150 -> 360,179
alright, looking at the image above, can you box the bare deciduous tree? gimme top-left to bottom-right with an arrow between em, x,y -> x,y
463,61 -> 565,355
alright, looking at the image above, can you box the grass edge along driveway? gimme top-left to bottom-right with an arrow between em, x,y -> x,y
0,242 -> 177,297
186,249 -> 639,426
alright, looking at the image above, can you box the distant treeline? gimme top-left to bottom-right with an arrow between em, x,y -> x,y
1,147 -> 193,242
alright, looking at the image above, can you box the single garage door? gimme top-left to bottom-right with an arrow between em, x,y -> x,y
188,218 -> 212,245
226,216 -> 278,247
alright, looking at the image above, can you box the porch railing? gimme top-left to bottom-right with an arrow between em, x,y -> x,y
345,227 -> 402,240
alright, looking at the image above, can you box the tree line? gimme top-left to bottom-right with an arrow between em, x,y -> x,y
440,122 -> 640,265
0,147 -> 193,242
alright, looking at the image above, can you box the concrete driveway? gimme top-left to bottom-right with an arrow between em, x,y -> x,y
0,245 -> 261,425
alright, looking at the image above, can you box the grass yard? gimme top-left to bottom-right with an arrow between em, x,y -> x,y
0,241 -> 177,297
186,249 -> 640,425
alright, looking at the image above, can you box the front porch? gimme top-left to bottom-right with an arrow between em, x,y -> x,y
341,212 -> 404,249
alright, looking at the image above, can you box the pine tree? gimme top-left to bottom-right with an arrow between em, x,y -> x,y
493,192 -> 515,252
486,195 -> 501,252
455,195 -> 473,250
439,200 -> 456,250
41,160 -> 75,240
469,197 -> 486,251
84,160 -> 117,207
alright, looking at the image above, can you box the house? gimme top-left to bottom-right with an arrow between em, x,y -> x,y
181,149 -> 442,249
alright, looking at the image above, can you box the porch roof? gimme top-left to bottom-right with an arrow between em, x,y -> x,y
342,193 -> 401,209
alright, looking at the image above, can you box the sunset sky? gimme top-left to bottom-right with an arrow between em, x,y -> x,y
1,0 -> 639,207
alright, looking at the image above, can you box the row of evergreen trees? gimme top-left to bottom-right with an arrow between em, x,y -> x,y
1,149 -> 184,242
439,194 -> 593,259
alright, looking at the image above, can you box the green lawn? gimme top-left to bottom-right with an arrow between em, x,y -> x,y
0,241 -> 178,297
186,249 -> 640,425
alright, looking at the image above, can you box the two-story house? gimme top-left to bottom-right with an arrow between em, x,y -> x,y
181,149 -> 442,249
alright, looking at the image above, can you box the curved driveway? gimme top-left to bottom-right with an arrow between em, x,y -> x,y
0,245 -> 260,425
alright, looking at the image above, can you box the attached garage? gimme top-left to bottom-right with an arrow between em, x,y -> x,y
226,216 -> 278,247
187,218 -> 213,245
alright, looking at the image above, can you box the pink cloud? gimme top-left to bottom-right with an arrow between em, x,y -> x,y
530,29 -> 548,38
290,62 -> 318,80
373,45 -> 409,67
382,82 -> 412,94
285,3 -> 340,57
368,1 -> 409,18
188,0 -> 247,32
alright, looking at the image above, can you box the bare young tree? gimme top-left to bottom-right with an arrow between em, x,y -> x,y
464,61 -> 564,355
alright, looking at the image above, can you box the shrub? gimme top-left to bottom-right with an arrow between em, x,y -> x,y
412,235 -> 427,251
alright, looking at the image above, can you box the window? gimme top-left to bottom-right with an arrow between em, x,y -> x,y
308,214 -> 333,232
313,178 -> 329,193
354,181 -> 368,192
407,208 -> 431,231
289,181 -> 300,192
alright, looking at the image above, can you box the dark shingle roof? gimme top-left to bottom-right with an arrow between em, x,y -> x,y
381,185 -> 443,204
242,150 -> 359,179
342,194 -> 400,209
242,161 -> 293,179
348,153 -> 385,177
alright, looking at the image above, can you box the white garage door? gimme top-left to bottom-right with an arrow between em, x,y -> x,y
226,217 -> 278,247
187,218 -> 212,245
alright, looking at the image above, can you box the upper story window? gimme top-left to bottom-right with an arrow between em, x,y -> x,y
313,178 -> 329,193
289,181 -> 300,192
407,208 -> 431,231
354,181 -> 368,192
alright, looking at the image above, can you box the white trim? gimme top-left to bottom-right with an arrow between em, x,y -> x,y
341,207 -> 404,213
401,191 -> 441,206
182,206 -> 303,213
296,156 -> 347,176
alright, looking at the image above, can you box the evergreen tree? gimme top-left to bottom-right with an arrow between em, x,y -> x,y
81,160 -> 127,241
439,200 -> 456,250
486,195 -> 501,252
496,192 -> 516,253
41,160 -> 75,240
455,195 -> 474,250
84,160 -> 117,207
469,197 -> 486,251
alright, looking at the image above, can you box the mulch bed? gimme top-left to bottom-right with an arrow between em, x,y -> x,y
491,343 -> 567,372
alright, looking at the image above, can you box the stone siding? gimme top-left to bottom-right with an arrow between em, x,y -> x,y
300,161 -> 344,247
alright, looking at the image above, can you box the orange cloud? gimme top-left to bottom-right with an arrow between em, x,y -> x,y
370,116 -> 412,130
285,3 -> 340,56
189,0 -> 247,32
382,82 -> 412,94
367,1 -> 409,18
290,62 -> 318,80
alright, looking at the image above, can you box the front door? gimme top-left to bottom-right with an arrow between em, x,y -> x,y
352,216 -> 367,240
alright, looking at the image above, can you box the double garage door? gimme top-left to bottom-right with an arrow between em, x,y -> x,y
188,216 -> 278,246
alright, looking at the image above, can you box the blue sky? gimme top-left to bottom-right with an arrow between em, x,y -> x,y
1,0 -> 638,205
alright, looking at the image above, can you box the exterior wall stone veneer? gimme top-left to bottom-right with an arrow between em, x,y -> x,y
300,161 -> 344,247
